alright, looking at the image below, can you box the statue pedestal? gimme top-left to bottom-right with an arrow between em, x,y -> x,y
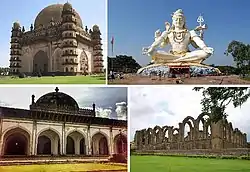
169,65 -> 191,78
137,62 -> 221,77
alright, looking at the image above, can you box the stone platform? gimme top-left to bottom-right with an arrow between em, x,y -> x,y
137,63 -> 221,77
0,156 -> 110,166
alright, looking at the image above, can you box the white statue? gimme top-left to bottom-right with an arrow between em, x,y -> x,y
142,9 -> 213,64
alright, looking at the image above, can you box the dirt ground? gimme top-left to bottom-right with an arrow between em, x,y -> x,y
108,74 -> 250,85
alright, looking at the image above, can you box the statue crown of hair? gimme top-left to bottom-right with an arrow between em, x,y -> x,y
172,9 -> 185,18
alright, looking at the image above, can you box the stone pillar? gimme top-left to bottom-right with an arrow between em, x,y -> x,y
168,127 -> 173,142
0,117 -> 3,156
87,125 -> 91,155
243,133 -> 247,147
75,138 -> 80,155
211,121 -> 223,150
49,42 -> 52,72
32,120 -> 37,155
109,127 -> 114,155
144,130 -> 148,146
62,123 -> 66,155
52,137 -> 58,155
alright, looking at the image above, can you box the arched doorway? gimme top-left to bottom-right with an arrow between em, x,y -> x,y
80,50 -> 88,73
37,129 -> 60,155
92,133 -> 109,155
33,50 -> 49,74
80,138 -> 86,155
53,48 -> 63,72
114,134 -> 127,154
66,131 -> 86,155
66,136 -> 75,154
3,128 -> 30,156
37,136 -> 51,154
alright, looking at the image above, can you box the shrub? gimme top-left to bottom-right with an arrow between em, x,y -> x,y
109,153 -> 127,163
38,72 -> 42,77
18,73 -> 26,78
239,155 -> 250,160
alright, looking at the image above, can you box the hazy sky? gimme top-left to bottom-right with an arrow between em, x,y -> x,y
129,86 -> 250,141
0,86 -> 127,119
108,0 -> 250,66
0,0 -> 107,68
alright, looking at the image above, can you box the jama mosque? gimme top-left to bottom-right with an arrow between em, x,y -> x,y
0,87 -> 127,157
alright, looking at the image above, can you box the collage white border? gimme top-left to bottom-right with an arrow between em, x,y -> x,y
1,0 -> 250,171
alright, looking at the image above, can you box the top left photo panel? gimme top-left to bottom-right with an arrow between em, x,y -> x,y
0,0 -> 106,84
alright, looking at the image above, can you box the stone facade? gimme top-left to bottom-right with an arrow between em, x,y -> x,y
134,114 -> 247,151
0,88 -> 127,157
9,3 -> 104,75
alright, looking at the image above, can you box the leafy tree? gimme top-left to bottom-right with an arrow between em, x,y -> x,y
108,55 -> 141,73
215,65 -> 238,75
225,41 -> 250,77
193,87 -> 250,123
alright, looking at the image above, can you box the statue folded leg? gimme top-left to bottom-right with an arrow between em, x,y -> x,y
173,50 -> 211,63
151,50 -> 181,62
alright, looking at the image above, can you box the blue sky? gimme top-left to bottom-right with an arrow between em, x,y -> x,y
108,0 -> 250,66
0,0 -> 107,68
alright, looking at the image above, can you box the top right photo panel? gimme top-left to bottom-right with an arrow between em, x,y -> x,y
107,0 -> 250,85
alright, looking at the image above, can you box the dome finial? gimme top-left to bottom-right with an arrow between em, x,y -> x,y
55,87 -> 59,92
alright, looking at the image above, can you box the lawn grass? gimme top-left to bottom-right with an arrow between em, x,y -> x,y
0,75 -> 106,84
131,155 -> 250,172
0,163 -> 127,172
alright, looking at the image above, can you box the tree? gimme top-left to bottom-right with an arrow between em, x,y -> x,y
193,87 -> 250,123
215,65 -> 238,75
225,41 -> 250,77
108,55 -> 141,73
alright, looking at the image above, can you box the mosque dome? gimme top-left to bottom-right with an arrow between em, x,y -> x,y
33,87 -> 79,112
34,3 -> 83,29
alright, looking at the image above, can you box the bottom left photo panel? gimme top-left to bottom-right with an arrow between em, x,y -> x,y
0,86 -> 128,172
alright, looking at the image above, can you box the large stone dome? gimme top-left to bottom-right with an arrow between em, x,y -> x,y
33,87 -> 79,112
34,3 -> 83,29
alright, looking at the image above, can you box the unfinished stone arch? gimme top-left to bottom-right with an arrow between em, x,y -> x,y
135,114 -> 248,151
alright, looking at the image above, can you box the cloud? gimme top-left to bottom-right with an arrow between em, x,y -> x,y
0,100 -> 12,107
129,86 -> 250,142
95,107 -> 112,118
115,102 -> 127,120
0,87 -> 127,120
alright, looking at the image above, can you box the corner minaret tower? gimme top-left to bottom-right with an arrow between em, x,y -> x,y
9,21 -> 22,74
61,2 -> 78,73
91,25 -> 104,73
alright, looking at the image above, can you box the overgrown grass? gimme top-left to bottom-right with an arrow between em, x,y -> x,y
131,155 -> 250,172
0,163 -> 127,172
0,75 -> 106,84
132,152 -> 250,160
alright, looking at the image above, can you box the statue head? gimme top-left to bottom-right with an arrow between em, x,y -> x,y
171,9 -> 186,29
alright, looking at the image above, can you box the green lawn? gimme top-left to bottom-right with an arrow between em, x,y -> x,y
0,163 -> 127,172
131,155 -> 250,172
0,75 -> 106,84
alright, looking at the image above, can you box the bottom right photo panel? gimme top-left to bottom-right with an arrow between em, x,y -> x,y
129,86 -> 250,172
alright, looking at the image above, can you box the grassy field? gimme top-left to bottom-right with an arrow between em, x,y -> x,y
0,163 -> 127,172
0,75 -> 106,84
131,155 -> 250,172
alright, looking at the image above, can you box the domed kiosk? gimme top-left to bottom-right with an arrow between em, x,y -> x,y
9,2 -> 104,75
